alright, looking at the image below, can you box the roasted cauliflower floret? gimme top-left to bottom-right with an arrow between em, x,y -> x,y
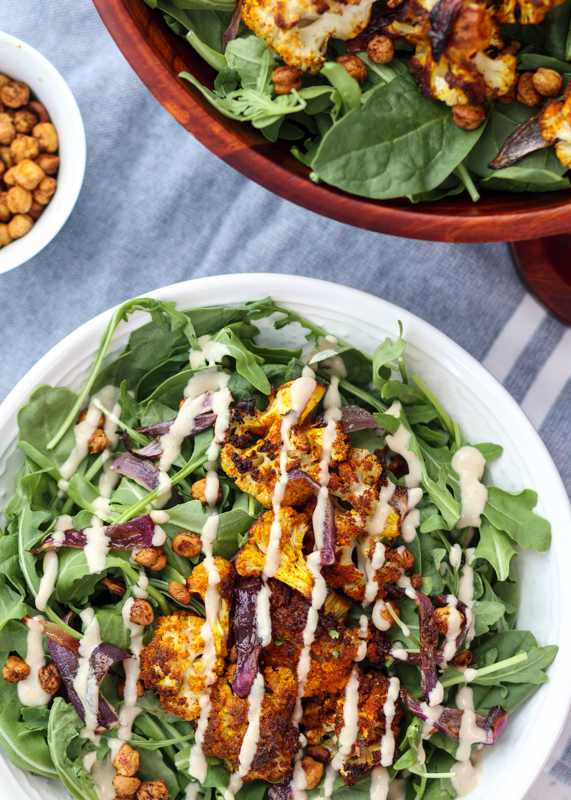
493,0 -> 566,24
540,83 -> 571,168
302,670 -> 404,783
140,611 -> 215,721
186,557 -> 235,657
203,664 -> 299,782
241,0 -> 374,73
236,508 -> 314,598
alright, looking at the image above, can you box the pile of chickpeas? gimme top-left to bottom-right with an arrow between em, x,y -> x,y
0,74 -> 59,248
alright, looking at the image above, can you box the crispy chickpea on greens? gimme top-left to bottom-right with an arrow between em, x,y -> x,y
0,296 -> 557,800
142,0 -> 571,200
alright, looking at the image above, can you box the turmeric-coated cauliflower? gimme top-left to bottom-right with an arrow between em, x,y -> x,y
492,0 -> 566,24
540,83 -> 571,168
241,0 -> 375,72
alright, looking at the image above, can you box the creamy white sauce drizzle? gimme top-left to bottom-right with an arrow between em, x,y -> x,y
186,784 -> 204,800
401,486 -> 423,544
449,543 -> 462,570
370,766 -> 390,800
119,583 -> 148,741
17,616 -> 51,707
454,687 -> 488,762
381,677 -> 400,766
451,447 -> 488,529
83,517 -> 111,574
188,370 -> 233,785
74,608 -> 103,741
385,403 -> 422,488
83,740 -> 123,800
226,671 -> 266,799
150,510 -> 170,524
35,551 -> 58,612
441,595 -> 463,663
451,748 -> 484,797
60,386 -> 121,481
189,335 -> 231,370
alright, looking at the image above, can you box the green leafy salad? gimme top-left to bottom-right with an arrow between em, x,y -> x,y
0,296 -> 557,800
141,0 -> 571,202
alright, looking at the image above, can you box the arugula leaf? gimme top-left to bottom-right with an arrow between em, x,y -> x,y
372,323 -> 406,390
482,487 -> 551,551
48,699 -> 99,800
471,600 -> 506,636
474,518 -> 518,581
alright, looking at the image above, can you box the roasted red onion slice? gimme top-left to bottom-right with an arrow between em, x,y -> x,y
286,469 -> 336,566
119,412 -> 217,460
428,0 -> 465,62
268,778 -> 293,800
223,0 -> 246,51
489,114 -> 548,170
24,616 -> 132,732
232,579 -> 264,698
32,513 -> 163,554
399,684 -> 507,745
110,453 -> 182,506
340,405 -> 382,433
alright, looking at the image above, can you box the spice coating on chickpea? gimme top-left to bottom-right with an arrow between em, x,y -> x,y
101,576 -> 127,596
87,427 -> 110,454
11,134 -> 39,163
0,113 -> 16,146
336,55 -> 368,83
452,104 -> 486,130
8,213 -> 33,239
13,159 -> 45,190
113,775 -> 142,798
13,110 -> 39,135
305,745 -> 330,763
130,599 -> 155,626
0,82 -> 30,109
36,153 -> 59,175
168,581 -> 191,604
191,477 -> 222,505
134,547 -> 161,568
367,35 -> 395,64
6,185 -> 32,214
33,122 -> 58,153
150,553 -> 168,571
272,66 -> 303,95
172,531 -> 202,558
300,757 -> 324,790
2,654 -> 30,683
0,223 -> 12,246
136,780 -> 170,800
38,663 -> 61,694
34,176 -> 57,205
113,744 -> 141,777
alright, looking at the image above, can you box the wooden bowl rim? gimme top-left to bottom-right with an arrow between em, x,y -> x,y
93,0 -> 571,243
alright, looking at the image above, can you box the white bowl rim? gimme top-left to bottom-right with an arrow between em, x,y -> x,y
0,31 -> 86,276
0,272 -> 570,800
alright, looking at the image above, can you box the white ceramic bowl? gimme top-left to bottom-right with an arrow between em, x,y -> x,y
0,274 -> 570,800
0,32 -> 86,276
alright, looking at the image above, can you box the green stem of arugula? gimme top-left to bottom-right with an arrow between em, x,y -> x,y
45,604 -> 83,640
128,732 -> 195,749
113,449 -> 209,524
338,378 -> 387,412
409,768 -> 456,779
386,602 -> 421,648
454,162 -> 480,204
94,401 -> 149,446
118,564 -> 170,615
47,297 -> 152,451
410,652 -> 529,699
412,374 -> 456,441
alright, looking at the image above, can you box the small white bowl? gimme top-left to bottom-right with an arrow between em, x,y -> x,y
0,32 -> 86,275
0,275 -> 570,800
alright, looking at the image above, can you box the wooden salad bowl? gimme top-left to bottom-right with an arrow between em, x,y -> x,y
93,0 -> 571,243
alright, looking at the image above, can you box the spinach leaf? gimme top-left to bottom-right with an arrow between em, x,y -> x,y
501,0 -> 571,60
311,73 -> 485,199
18,385 -> 78,475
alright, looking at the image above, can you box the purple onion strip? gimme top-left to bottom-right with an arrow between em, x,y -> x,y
110,453 -> 182,507
32,513 -> 162,554
232,580 -> 264,698
120,411 -> 217,460
286,469 -> 336,566
340,405 -> 382,433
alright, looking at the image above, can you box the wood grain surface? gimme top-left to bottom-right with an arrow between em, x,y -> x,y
92,0 -> 571,243
512,235 -> 571,326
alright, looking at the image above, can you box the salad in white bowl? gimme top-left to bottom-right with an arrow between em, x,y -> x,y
0,275 -> 568,800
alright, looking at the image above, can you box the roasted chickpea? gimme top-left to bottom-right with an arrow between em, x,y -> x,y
27,100 -> 50,123
8,213 -> 33,239
137,780 -> 169,800
517,72 -> 542,106
0,75 -> 10,91
0,191 -> 10,222
0,113 -> 16,146
113,775 -> 141,798
410,573 -> 423,589
2,654 -> 30,683
301,757 -> 324,790
7,185 -> 32,214
172,531 -> 202,558
38,663 -> 61,694
13,109 -> 39,134
101,576 -> 127,596
129,599 -> 154,626
191,477 -> 222,505
32,122 -> 58,153
450,649 -> 473,668
113,743 -> 141,777
87,427 -> 110,454
150,553 -> 168,571
0,223 -> 12,246
168,581 -> 191,604
306,745 -> 330,763
134,547 -> 161,568
13,158 -> 45,190
367,35 -> 395,64
3,165 -> 17,186
452,103 -> 486,130
271,66 -> 303,95
0,145 -> 13,168
10,134 -> 39,163
336,55 -> 368,83
0,82 -> 30,109
33,176 -> 57,205
35,152 -> 59,175
532,67 -> 563,97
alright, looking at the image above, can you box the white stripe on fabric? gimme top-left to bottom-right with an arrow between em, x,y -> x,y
483,294 -> 546,384
520,329 -> 571,431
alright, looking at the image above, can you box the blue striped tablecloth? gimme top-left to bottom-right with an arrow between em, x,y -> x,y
1,0 -> 570,794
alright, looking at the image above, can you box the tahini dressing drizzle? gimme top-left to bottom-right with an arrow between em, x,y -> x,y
451,447 -> 488,529
17,616 -> 52,707
73,607 -> 103,741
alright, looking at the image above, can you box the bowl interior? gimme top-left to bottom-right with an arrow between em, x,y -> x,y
0,32 -> 86,276
0,274 -> 570,800
91,0 -> 571,243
